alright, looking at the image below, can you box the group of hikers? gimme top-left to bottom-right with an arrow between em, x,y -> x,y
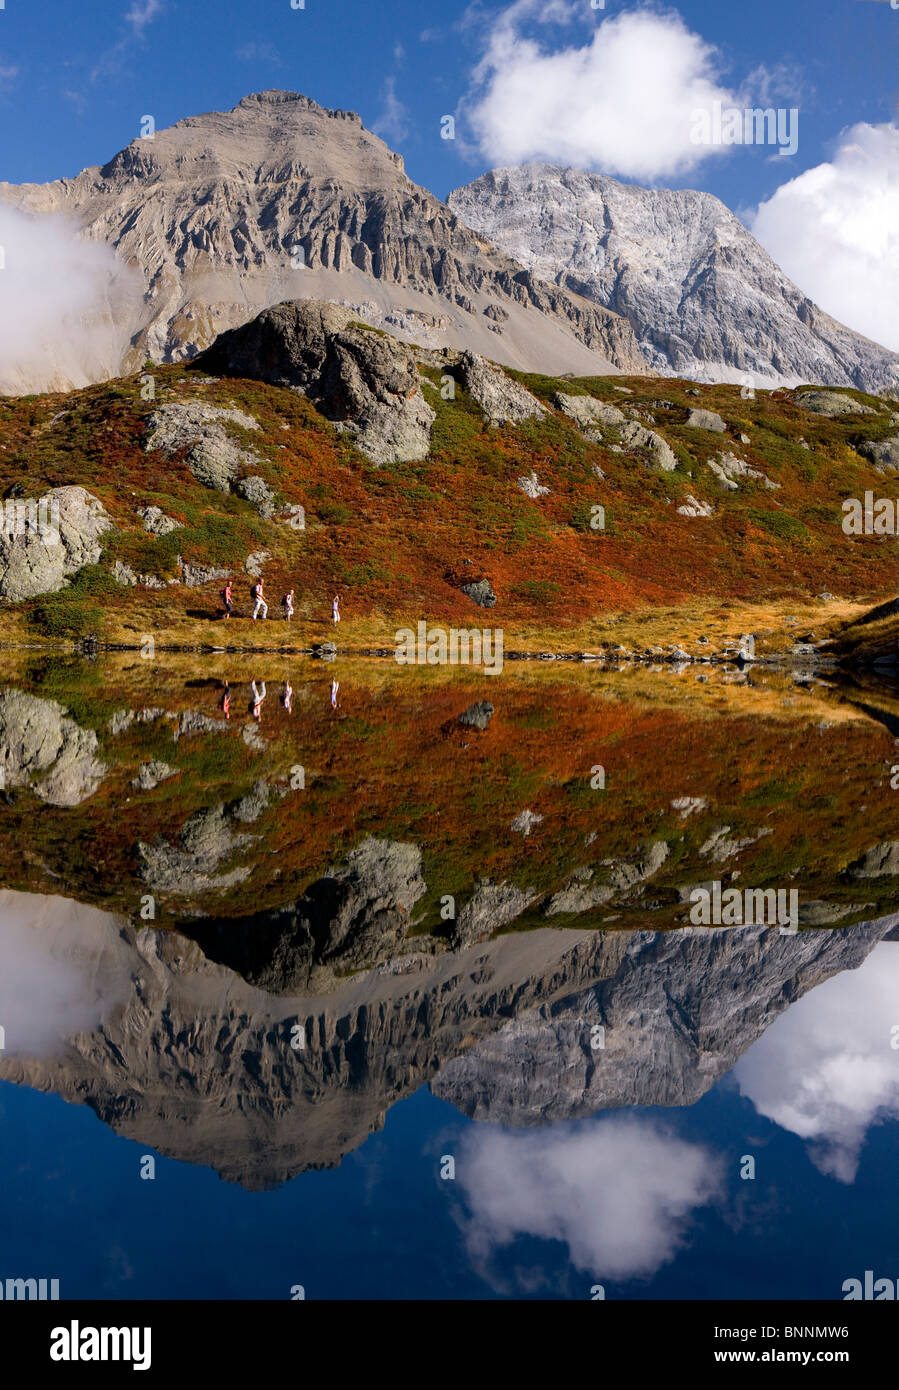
219,676 -> 340,721
220,579 -> 341,626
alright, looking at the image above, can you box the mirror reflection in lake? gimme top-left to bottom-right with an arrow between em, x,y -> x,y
1,655 -> 898,1299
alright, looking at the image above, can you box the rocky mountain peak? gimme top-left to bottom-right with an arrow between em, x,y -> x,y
449,162 -> 899,394
0,94 -> 643,388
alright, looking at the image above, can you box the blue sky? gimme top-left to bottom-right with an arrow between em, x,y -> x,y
0,0 -> 894,209
0,0 -> 896,347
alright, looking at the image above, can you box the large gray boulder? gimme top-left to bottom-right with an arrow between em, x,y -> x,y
686,408 -> 726,432
452,878 -> 537,948
456,350 -> 546,426
619,421 -> 678,471
794,390 -> 877,417
0,689 -> 106,805
0,486 -> 111,601
707,451 -> 779,491
554,391 -> 626,430
144,402 -> 261,491
199,300 -> 436,466
859,434 -> 899,473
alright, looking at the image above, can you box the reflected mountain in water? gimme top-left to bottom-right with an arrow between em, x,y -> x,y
1,888 -> 896,1190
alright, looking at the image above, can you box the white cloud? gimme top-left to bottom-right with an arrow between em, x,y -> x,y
456,1114 -> 721,1286
464,4 -> 777,182
751,123 -> 899,352
125,0 -> 163,36
235,41 -> 282,65
0,206 -> 144,394
372,77 -> 411,147
734,940 -> 899,1183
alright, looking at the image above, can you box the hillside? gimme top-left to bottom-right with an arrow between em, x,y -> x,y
0,304 -> 897,655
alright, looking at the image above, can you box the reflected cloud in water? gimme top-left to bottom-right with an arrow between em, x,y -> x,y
0,891 -> 131,1057
456,1115 -> 722,1288
733,941 -> 899,1182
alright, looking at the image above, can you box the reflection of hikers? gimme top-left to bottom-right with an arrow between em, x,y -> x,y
331,594 -> 340,625
250,681 -> 266,721
281,680 -> 293,713
219,681 -> 231,720
282,589 -> 294,621
330,678 -> 339,710
251,580 -> 268,620
221,581 -> 233,620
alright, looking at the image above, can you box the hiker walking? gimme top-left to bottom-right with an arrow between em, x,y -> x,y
221,580 -> 233,620
250,680 -> 266,721
251,578 -> 268,620
331,593 -> 340,625
282,589 -> 295,622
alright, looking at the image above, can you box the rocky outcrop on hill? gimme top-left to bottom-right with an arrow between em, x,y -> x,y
454,350 -> 546,427
0,486 -> 110,600
200,299 -> 436,465
859,434 -> 899,473
794,390 -> 877,417
707,451 -> 779,491
137,804 -> 255,896
144,401 -> 262,491
449,164 -> 899,393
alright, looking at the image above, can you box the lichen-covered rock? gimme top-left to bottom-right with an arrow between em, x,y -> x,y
707,451 -> 779,491
144,401 -> 261,491
137,804 -> 256,895
456,350 -> 546,426
111,559 -> 137,586
859,435 -> 899,473
137,504 -> 184,536
460,577 -> 497,608
517,471 -> 550,499
457,701 -> 494,731
178,558 -> 231,587
452,878 -> 537,948
511,809 -> 543,836
849,842 -> 899,878
545,867 -> 615,916
677,493 -> 715,517
619,421 -> 677,471
0,486 -> 111,601
554,391 -> 626,429
235,475 -> 278,517
686,408 -> 726,432
244,550 -> 270,579
199,300 -> 436,466
795,390 -> 876,417
131,760 -> 179,791
0,689 -> 106,806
